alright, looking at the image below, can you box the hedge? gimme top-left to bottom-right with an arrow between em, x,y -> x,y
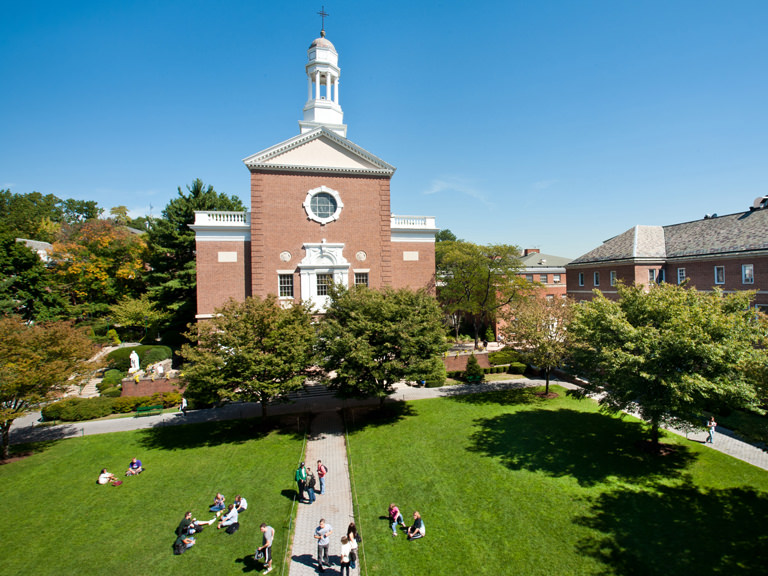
106,345 -> 173,372
488,348 -> 523,366
41,391 -> 183,422
507,362 -> 527,374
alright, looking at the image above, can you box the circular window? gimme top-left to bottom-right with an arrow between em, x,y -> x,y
303,186 -> 343,225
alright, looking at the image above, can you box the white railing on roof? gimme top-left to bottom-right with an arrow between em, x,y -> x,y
390,215 -> 436,229
193,211 -> 250,226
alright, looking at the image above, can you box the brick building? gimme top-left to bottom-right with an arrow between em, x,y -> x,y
518,249 -> 570,299
191,31 -> 437,318
566,197 -> 768,311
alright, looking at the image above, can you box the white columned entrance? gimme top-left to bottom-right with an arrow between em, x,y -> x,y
299,241 -> 349,311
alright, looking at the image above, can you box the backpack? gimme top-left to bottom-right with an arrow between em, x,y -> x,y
225,522 -> 240,534
173,539 -> 186,555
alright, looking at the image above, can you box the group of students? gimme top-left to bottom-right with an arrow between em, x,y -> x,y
314,519 -> 361,575
295,459 -> 327,503
388,503 -> 425,540
96,457 -> 144,486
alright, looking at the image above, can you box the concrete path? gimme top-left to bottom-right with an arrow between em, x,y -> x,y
10,378 -> 768,472
288,411 -> 357,576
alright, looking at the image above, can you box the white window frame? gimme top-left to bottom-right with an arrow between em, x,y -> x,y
648,269 -> 657,284
278,273 -> 294,298
714,266 -> 725,285
354,271 -> 369,287
553,274 -> 561,284
593,271 -> 600,287
742,264 -> 754,284
578,272 -> 584,287
610,271 -> 617,286
677,268 -> 686,285
539,274 -> 548,284
303,186 -> 344,225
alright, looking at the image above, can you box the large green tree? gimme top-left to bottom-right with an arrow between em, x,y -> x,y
436,241 -> 527,347
0,317 -> 97,458
180,295 -> 315,417
503,294 -> 573,395
317,286 -> 448,405
146,179 -> 244,343
569,283 -> 768,448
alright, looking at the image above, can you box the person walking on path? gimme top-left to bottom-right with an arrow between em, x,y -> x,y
256,523 -> 274,574
305,466 -> 317,504
706,416 -> 717,444
314,518 -> 333,572
339,535 -> 352,576
295,462 -> 307,503
317,460 -> 327,494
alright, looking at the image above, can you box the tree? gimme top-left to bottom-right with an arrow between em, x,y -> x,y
463,354 -> 484,383
0,317 -> 97,458
51,219 -> 148,315
146,179 -> 244,343
0,190 -> 101,243
503,294 -> 573,395
569,283 -> 768,449
435,228 -> 458,242
0,234 -> 68,321
317,286 -> 447,405
435,241 -> 528,348
109,294 -> 170,342
180,295 -> 315,417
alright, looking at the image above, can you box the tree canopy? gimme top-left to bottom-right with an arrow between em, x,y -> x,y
317,286 -> 447,404
180,295 -> 315,417
569,283 -> 768,448
0,317 -> 97,458
436,241 -> 527,347
503,294 -> 573,395
146,179 -> 244,343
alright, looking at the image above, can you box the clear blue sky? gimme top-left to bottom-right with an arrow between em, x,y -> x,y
2,1 -> 767,258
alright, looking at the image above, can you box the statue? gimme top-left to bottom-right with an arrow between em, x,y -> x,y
129,350 -> 140,374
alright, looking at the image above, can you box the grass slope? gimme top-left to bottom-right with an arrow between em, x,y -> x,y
346,386 -> 768,576
0,418 -> 305,576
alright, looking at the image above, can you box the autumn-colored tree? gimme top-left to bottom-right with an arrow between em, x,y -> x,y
0,317 -> 97,458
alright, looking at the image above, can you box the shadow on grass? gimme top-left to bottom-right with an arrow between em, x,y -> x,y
469,409 -> 696,486
343,402 -> 416,433
234,553 -> 264,572
445,385 -> 543,407
576,484 -> 768,575
138,415 -> 306,451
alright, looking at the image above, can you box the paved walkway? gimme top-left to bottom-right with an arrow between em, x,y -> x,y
10,378 -> 768,473
288,411 -> 357,576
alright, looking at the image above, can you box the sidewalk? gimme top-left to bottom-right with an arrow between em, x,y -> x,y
10,378 -> 768,471
288,411 -> 357,576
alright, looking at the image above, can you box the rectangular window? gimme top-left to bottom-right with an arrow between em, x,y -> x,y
648,269 -> 657,284
354,272 -> 369,287
593,271 -> 600,287
539,274 -> 548,283
677,268 -> 686,285
714,266 -> 725,285
610,271 -> 617,286
525,274 -> 534,283
578,272 -> 584,287
316,273 -> 332,296
278,274 -> 293,298
553,274 -> 561,284
742,264 -> 754,284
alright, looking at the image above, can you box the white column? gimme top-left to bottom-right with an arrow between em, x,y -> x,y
325,73 -> 330,100
315,71 -> 320,100
307,76 -> 312,101
335,78 -> 340,105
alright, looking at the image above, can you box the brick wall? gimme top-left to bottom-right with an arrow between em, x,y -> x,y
443,353 -> 491,372
120,378 -> 186,397
196,240 -> 251,315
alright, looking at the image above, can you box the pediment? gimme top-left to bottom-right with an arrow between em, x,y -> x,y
243,127 -> 395,176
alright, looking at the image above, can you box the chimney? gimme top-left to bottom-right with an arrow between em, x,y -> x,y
524,249 -> 540,256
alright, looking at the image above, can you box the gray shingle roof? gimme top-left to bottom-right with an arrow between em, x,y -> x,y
569,208 -> 768,264
519,252 -> 572,268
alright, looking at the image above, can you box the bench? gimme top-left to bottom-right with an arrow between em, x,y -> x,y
136,405 -> 163,417
465,375 -> 484,384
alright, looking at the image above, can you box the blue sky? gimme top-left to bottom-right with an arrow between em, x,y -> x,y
2,1 -> 767,258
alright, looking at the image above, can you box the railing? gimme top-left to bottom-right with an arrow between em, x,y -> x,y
390,215 -> 436,229
193,211 -> 250,226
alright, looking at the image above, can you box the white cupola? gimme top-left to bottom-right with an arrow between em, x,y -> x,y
299,30 -> 347,137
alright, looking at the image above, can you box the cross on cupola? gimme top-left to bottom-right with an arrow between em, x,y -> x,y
299,8 -> 347,137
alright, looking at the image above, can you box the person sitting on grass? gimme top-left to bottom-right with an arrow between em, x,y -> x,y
210,492 -> 226,512
97,468 -> 121,486
176,511 -> 215,536
406,511 -> 425,540
125,457 -> 143,476
174,531 -> 195,554
234,494 -> 248,513
388,503 -> 405,536
217,503 -> 239,530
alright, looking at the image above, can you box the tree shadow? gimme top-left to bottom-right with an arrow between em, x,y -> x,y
468,409 -> 696,486
343,402 -> 416,433
138,415 -> 305,451
445,384 -> 545,407
576,484 -> 768,575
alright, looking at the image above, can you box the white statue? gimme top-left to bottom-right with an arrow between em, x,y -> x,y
129,350 -> 140,374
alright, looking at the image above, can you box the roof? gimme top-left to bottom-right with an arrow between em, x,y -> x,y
519,252 -> 572,269
569,206 -> 768,265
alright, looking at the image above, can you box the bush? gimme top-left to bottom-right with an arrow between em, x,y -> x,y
43,397 -> 116,422
107,345 -> 173,372
41,398 -> 80,421
487,348 -> 523,366
101,369 -> 124,387
101,387 -> 122,398
447,370 -> 462,380
106,329 -> 121,346
464,355 -> 484,383
112,396 -> 140,413
507,362 -> 527,374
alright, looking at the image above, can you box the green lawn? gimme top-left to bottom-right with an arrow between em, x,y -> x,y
345,386 -> 768,576
0,418 -> 305,576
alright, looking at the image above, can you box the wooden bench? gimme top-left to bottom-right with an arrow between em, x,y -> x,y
136,405 -> 163,417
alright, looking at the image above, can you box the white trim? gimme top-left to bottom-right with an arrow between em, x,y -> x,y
303,186 -> 344,225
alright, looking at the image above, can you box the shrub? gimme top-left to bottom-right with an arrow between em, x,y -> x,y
162,391 -> 182,407
487,348 -> 523,366
107,329 -> 121,345
101,387 -> 122,398
107,345 -> 173,372
464,355 -> 484,383
507,362 -> 527,374
101,369 -> 124,387
143,346 -> 173,366
112,396 -> 140,413
447,370 -> 462,380
485,326 -> 495,342
41,398 -> 80,421
47,397 -> 115,422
